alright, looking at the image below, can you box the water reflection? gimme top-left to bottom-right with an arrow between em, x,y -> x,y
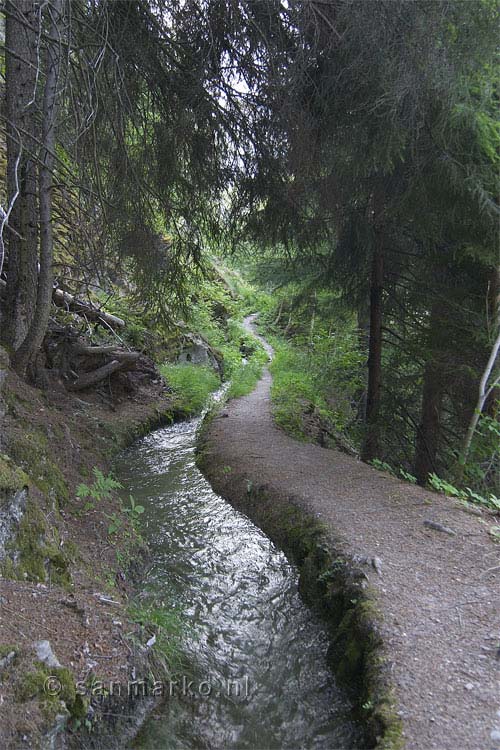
114,412 -> 360,750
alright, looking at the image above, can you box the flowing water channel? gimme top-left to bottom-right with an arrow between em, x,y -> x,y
114,397 -> 361,750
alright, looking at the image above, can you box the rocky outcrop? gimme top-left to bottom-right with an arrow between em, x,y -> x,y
0,450 -> 29,563
177,332 -> 222,374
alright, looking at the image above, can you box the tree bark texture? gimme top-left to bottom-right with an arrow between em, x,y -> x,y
414,301 -> 447,485
3,0 -> 39,349
14,0 -> 64,375
361,184 -> 385,463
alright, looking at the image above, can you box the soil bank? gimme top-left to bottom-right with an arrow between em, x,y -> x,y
0,354 -> 179,749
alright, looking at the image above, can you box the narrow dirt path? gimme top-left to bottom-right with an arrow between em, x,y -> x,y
202,316 -> 500,750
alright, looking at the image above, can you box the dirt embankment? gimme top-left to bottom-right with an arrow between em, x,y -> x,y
0,350 -> 177,749
198,322 -> 500,750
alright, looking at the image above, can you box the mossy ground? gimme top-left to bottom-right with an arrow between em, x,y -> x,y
0,453 -> 29,494
17,663 -> 77,721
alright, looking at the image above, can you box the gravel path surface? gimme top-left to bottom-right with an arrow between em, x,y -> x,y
202,316 -> 500,750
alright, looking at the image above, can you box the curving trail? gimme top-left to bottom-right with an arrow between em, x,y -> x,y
201,315 -> 500,750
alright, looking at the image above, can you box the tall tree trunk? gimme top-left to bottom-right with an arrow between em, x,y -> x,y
414,301 -> 447,485
361,185 -> 385,462
2,0 -> 39,349
14,0 -> 64,376
414,361 -> 444,485
356,297 -> 370,422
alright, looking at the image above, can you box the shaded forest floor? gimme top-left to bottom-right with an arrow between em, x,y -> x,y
201,319 -> 500,750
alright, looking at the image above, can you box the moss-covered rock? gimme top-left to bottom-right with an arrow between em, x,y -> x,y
0,644 -> 18,658
2,499 -> 73,585
0,454 -> 29,495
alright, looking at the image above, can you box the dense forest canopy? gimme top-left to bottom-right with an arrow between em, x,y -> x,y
0,0 -> 498,494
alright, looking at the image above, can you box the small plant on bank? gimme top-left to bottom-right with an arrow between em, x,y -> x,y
370,460 -> 500,512
107,496 -> 145,536
370,459 -> 417,485
76,468 -> 122,511
76,467 -> 145,537
106,512 -> 122,536
123,494 -> 145,523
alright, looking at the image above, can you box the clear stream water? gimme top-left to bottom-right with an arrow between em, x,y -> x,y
113,396 -> 361,750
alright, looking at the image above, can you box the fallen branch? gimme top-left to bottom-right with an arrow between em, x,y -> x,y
1,277 -> 125,329
72,343 -> 138,366
112,351 -> 140,368
53,287 -> 125,329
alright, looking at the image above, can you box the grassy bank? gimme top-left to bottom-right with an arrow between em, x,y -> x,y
160,363 -> 221,415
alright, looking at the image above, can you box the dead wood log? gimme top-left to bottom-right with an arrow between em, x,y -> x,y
66,351 -> 140,391
73,343 -> 124,356
72,344 -> 138,364
66,360 -> 123,391
112,351 -> 140,368
74,347 -> 138,368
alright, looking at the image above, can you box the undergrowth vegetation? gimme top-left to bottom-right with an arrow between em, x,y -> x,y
128,602 -> 188,677
269,333 -> 363,446
226,354 -> 267,400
